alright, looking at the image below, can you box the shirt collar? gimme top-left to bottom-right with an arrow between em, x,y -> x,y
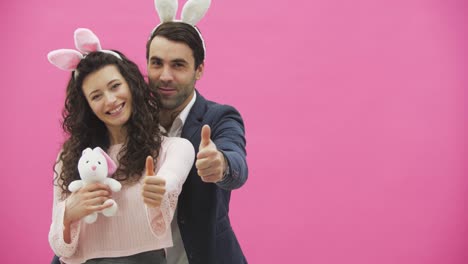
160,91 -> 197,136
178,91 -> 197,126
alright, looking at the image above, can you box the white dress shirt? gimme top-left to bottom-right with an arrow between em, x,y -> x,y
162,92 -> 197,264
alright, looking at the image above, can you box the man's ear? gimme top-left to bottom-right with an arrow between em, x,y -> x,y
196,63 -> 204,80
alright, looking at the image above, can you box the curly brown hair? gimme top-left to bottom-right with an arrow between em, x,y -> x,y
54,51 -> 162,194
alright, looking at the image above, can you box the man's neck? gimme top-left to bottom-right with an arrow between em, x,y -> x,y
159,90 -> 195,131
160,109 -> 179,131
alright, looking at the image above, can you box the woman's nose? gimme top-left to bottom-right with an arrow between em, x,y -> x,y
105,92 -> 117,104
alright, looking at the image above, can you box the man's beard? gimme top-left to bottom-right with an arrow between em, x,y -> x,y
149,79 -> 192,111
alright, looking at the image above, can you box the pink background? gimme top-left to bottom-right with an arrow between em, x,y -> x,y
1,0 -> 467,263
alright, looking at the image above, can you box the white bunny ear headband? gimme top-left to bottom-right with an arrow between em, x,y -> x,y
47,28 -> 121,74
151,0 -> 211,53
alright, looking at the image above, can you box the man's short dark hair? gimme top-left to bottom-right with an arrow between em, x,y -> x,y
146,22 -> 205,69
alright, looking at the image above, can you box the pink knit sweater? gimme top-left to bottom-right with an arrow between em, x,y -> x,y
49,137 -> 194,264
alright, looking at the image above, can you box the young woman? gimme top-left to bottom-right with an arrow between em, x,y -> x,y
48,28 -> 194,264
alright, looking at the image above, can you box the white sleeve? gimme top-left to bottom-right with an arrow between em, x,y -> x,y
48,154 -> 81,257
147,137 -> 195,237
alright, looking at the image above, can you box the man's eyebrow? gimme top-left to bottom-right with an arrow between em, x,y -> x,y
171,58 -> 188,64
149,56 -> 162,61
149,56 -> 188,64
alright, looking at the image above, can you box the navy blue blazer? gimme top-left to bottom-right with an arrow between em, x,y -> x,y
51,90 -> 248,264
178,90 -> 248,264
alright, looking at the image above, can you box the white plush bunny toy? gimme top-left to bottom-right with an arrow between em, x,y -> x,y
68,147 -> 122,224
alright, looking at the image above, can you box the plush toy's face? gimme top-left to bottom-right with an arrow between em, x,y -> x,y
78,148 -> 109,182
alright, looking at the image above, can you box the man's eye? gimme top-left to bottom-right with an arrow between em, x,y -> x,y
151,60 -> 162,66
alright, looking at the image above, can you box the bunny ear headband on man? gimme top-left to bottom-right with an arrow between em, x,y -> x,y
47,28 -> 121,73
152,0 -> 211,53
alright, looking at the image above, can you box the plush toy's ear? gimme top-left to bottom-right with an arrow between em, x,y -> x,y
94,147 -> 117,175
74,28 -> 102,54
181,0 -> 211,25
47,49 -> 84,71
154,0 -> 178,23
81,147 -> 92,156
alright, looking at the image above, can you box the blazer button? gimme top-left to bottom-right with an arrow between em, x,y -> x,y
179,218 -> 185,225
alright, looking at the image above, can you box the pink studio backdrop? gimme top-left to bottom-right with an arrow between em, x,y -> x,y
1,0 -> 467,263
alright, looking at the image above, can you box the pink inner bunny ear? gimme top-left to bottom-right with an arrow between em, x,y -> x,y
47,49 -> 84,71
74,28 -> 102,54
94,147 -> 117,175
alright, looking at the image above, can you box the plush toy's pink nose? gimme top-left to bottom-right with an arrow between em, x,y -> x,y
91,165 -> 97,171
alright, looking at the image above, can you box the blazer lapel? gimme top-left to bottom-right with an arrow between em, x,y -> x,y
181,90 -> 206,142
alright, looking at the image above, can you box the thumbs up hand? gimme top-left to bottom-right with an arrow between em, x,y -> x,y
195,125 -> 227,183
142,156 -> 166,208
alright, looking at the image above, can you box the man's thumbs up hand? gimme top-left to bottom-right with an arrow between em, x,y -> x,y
200,124 -> 212,149
142,156 -> 166,207
196,125 -> 228,183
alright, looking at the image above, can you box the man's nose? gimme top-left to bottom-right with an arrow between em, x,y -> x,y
160,66 -> 174,82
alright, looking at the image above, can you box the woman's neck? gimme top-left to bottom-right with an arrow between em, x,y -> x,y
107,126 -> 127,146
